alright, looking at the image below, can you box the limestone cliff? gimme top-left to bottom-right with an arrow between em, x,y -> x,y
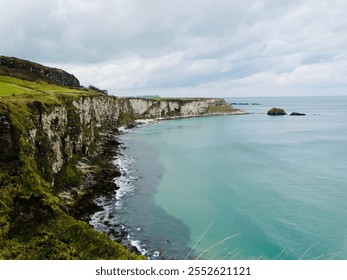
0,57 -> 241,259
18,96 -> 237,181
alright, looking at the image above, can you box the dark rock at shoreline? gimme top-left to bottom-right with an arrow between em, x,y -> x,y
290,112 -> 306,116
267,107 -> 287,115
69,135 -> 121,221
230,102 -> 249,105
68,133 -> 144,256
230,102 -> 260,106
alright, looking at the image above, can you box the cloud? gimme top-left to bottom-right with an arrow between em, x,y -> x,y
1,0 -> 347,96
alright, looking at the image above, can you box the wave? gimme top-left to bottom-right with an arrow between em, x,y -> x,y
89,126 -> 161,258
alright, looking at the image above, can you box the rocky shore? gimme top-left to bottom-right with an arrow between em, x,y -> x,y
61,130 -> 142,254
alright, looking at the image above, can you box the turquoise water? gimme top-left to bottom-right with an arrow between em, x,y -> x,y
117,96 -> 347,260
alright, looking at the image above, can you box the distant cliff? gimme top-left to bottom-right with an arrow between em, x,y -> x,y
0,56 -> 242,259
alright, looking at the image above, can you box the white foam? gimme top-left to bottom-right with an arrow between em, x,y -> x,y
117,126 -> 127,133
89,132 -> 147,255
113,151 -> 138,207
135,119 -> 157,126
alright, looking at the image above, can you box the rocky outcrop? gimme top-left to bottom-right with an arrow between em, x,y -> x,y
0,115 -> 15,163
267,107 -> 287,116
0,102 -> 20,164
290,112 -> 306,116
0,56 -> 80,87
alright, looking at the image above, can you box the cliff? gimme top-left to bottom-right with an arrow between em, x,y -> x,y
0,57 -> 241,259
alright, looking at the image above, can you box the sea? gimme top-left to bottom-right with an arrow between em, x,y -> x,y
91,96 -> 347,260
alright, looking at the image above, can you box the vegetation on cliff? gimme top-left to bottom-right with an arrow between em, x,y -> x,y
0,56 -> 240,260
0,58 -> 142,260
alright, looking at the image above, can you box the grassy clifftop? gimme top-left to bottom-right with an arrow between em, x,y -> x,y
0,59 -> 143,260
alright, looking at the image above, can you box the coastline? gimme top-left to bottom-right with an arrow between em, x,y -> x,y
1,56 -> 248,259
88,130 -> 148,256
86,112 -> 247,259
134,110 -> 247,125
63,129 -> 143,255
54,96 -> 347,260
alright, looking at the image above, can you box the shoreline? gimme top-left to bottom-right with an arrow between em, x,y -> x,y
88,125 -> 197,260
89,132 -> 153,257
74,111 -> 247,259
64,131 -> 143,255
134,110 -> 248,125
89,135 -> 146,256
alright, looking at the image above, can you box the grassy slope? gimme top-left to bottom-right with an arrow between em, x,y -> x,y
0,75 -> 144,260
0,75 -> 89,96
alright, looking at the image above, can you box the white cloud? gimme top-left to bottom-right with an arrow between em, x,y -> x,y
1,0 -> 347,96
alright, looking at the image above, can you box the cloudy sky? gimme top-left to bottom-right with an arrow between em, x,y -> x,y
1,0 -> 347,97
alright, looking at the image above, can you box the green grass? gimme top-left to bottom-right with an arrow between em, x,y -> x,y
0,76 -> 75,96
150,97 -> 175,101
150,97 -> 203,101
208,105 -> 237,113
0,74 -> 104,130
0,76 -> 35,96
0,75 -> 101,98
0,74 -> 144,260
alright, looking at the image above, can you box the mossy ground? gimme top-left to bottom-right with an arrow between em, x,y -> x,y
0,75 -> 90,97
117,111 -> 135,126
208,105 -> 239,113
0,74 -> 144,260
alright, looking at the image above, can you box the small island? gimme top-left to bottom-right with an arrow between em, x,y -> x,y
267,107 -> 287,116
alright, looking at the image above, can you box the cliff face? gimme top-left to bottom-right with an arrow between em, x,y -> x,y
0,56 -> 241,259
24,96 -> 235,180
0,93 -> 238,259
126,97 -> 227,118
0,114 -> 17,163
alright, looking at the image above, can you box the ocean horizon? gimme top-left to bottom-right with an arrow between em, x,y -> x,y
91,95 -> 347,260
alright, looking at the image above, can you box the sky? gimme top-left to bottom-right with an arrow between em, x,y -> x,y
1,0 -> 347,97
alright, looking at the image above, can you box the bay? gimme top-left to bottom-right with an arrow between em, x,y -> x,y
116,96 -> 347,260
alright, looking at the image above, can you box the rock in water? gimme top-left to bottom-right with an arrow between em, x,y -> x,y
267,107 -> 287,115
290,112 -> 306,116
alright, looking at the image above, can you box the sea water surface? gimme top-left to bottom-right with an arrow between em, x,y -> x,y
113,96 -> 347,259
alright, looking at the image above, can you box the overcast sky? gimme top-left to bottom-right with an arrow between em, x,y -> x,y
1,0 -> 347,97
